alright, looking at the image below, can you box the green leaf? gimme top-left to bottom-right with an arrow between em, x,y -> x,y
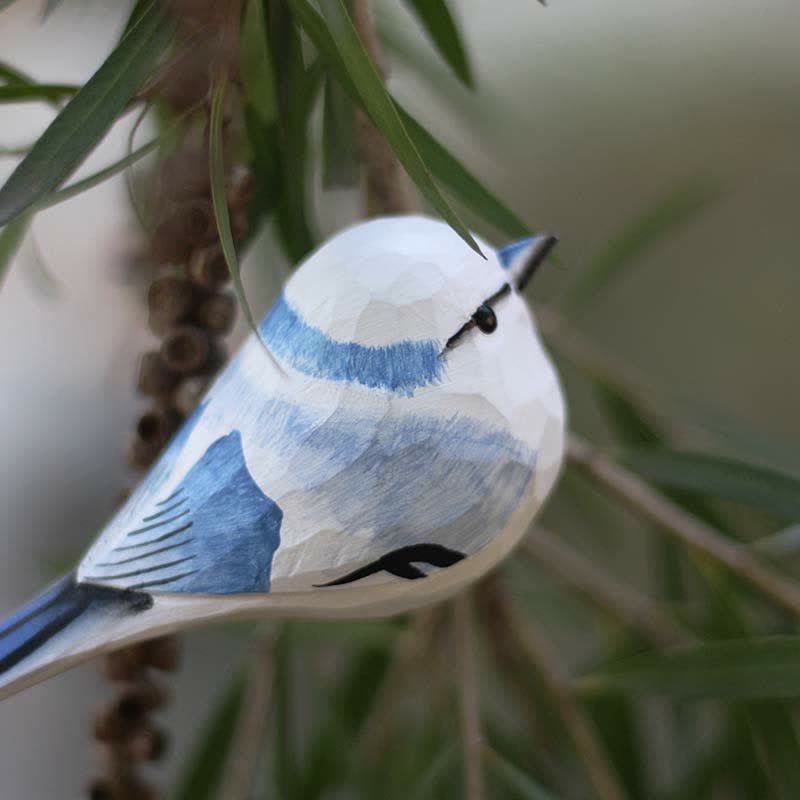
42,0 -> 65,19
403,0 -> 473,86
271,624 -> 298,798
295,0 -> 481,255
296,641 -> 393,799
753,525 -> 800,558
0,61 -> 34,85
209,75 -> 262,337
0,83 -> 78,103
322,74 -> 357,188
243,107 -> 281,223
0,0 -> 20,13
620,449 -> 800,522
486,748 -> 560,799
0,213 -> 31,289
240,0 -> 278,127
273,24 -> 323,264
396,104 -> 529,239
174,675 -> 244,800
289,0 -> 527,240
0,0 -> 171,227
566,180 -> 718,311
579,636 -> 800,699
746,702 -> 800,800
38,137 -> 158,209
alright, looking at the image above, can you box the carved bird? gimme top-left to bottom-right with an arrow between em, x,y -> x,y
0,215 -> 565,700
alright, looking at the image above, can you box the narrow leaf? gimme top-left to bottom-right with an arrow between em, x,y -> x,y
579,637 -> 800,699
39,137 -> 158,209
0,0 -> 171,226
753,525 -> 800,558
304,0 -> 481,255
566,180 -> 718,311
286,0 -> 526,240
403,0 -> 473,86
42,0 -> 65,19
322,74 -> 357,188
0,83 -> 78,103
273,26 -> 322,264
174,676 -> 244,800
396,104 -> 529,239
486,748 -> 560,799
746,702 -> 800,800
209,75 -> 261,338
240,0 -> 278,127
0,213 -> 31,288
243,107 -> 282,226
620,449 -> 800,521
0,61 -> 34,84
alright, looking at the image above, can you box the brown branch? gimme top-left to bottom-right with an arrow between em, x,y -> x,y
483,582 -> 627,800
217,631 -> 276,800
568,433 -> 800,617
350,0 -> 412,215
356,609 -> 444,760
453,593 -> 485,800
524,528 -> 693,649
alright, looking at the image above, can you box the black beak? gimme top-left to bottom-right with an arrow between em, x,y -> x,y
511,234 -> 559,292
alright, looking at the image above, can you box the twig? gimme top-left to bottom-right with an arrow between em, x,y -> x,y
524,528 -> 693,649
453,593 -> 484,800
487,585 -> 627,800
356,609 -> 443,760
350,0 -> 412,215
568,433 -> 800,617
216,631 -> 276,800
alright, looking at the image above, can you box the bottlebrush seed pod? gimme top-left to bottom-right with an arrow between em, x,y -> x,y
142,636 -> 181,673
194,291 -> 236,334
147,277 -> 198,329
187,244 -> 230,288
124,724 -> 168,762
160,325 -> 211,374
136,352 -> 180,398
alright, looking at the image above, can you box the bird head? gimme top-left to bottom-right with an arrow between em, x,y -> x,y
250,215 -> 566,602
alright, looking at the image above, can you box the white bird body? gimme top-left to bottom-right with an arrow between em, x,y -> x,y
0,215 -> 565,700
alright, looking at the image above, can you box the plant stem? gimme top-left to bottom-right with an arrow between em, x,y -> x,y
524,529 -> 693,649
350,0 -> 412,215
454,593 -> 485,800
485,581 -> 627,800
217,631 -> 276,800
568,433 -> 800,617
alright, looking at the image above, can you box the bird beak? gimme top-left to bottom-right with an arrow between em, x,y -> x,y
497,234 -> 559,292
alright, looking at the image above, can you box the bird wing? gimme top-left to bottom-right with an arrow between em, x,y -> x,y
78,429 -> 282,594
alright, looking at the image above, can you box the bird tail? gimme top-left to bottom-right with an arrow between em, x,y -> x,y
0,573 -> 153,701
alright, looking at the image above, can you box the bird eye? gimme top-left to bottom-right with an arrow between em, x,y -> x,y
472,304 -> 498,334
442,284 -> 510,353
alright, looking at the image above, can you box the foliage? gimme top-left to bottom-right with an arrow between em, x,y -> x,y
2,1 -> 799,799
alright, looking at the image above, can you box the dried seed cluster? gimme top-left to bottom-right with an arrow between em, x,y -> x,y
87,638 -> 179,800
90,5 -> 252,794
126,156 -> 252,471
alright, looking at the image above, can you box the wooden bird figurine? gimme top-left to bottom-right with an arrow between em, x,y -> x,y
0,215 -> 565,700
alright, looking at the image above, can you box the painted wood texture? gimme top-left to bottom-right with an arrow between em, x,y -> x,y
0,215 -> 565,700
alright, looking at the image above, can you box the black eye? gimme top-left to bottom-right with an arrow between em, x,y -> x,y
472,304 -> 498,334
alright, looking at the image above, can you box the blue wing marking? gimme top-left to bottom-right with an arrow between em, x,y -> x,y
83,431 -> 283,594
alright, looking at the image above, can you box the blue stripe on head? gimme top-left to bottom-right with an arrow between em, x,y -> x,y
259,293 -> 444,395
497,237 -> 534,269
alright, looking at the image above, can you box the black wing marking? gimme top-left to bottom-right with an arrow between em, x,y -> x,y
314,543 -> 465,588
